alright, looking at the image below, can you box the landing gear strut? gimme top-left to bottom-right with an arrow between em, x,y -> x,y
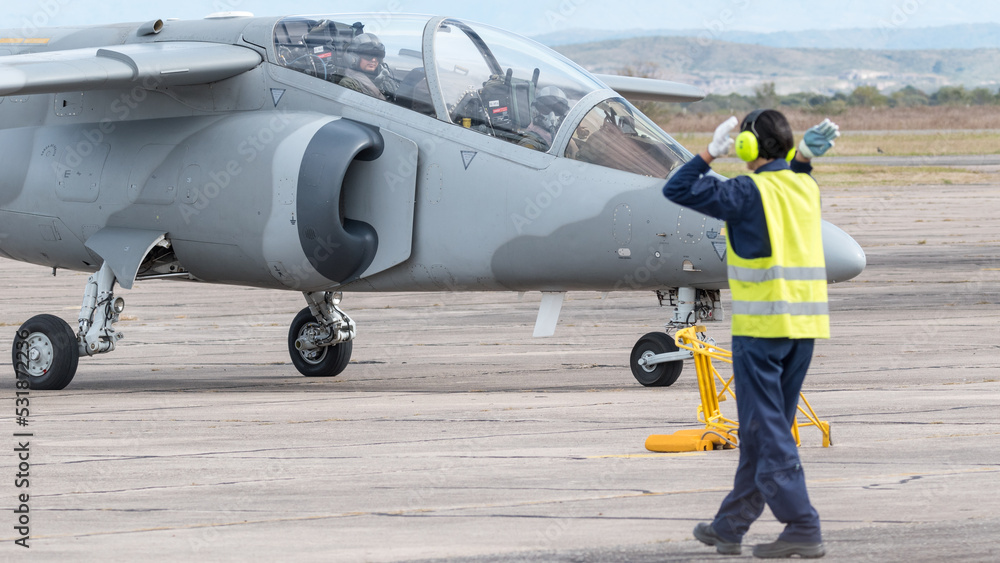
629,287 -> 722,387
288,291 -> 356,377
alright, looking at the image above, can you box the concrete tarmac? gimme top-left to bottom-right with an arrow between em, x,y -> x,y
0,180 -> 998,561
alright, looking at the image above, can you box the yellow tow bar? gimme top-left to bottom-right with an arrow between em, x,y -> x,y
645,326 -> 832,452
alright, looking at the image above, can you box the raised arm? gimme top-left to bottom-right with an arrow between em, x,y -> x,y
796,118 -> 841,164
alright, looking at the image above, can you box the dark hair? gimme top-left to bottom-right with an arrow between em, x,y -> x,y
741,109 -> 794,160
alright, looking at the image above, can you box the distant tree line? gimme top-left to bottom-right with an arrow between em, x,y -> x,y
682,83 -> 1000,116
619,64 -> 1000,122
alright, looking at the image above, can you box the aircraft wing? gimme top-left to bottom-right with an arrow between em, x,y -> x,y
594,74 -> 705,103
0,42 -> 262,96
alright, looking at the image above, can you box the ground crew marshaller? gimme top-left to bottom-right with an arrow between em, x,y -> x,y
662,110 -> 840,559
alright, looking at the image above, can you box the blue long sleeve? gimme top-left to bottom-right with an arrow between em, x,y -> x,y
662,155 -> 763,223
790,157 -> 813,175
662,155 -> 773,259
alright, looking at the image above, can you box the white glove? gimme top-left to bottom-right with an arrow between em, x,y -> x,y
708,116 -> 738,158
798,118 -> 841,159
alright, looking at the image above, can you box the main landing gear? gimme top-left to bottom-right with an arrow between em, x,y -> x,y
11,265 -> 360,388
629,287 -> 722,387
13,263 -> 125,390
288,291 -> 356,377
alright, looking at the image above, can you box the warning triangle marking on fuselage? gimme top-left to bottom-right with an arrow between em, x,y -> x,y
712,241 -> 727,261
461,151 -> 477,170
271,89 -> 286,107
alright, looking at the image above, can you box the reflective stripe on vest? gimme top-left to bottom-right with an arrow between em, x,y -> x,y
731,301 -> 829,316
728,265 -> 828,283
727,169 -> 830,339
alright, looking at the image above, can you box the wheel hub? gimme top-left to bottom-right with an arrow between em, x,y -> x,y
297,323 -> 329,365
638,350 -> 658,373
23,333 -> 55,377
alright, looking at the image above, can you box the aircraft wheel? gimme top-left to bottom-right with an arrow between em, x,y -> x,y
288,308 -> 353,377
12,314 -> 79,390
630,332 -> 683,387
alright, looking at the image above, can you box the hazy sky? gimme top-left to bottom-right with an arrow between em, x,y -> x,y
2,0 -> 999,37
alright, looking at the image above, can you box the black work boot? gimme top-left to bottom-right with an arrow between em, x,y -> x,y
753,539 -> 826,558
693,522 -> 741,555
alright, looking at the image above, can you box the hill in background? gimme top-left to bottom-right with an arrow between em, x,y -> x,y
535,23 -> 1000,50
555,36 -> 999,95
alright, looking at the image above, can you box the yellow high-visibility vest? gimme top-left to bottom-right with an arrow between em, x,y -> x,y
726,169 -> 830,339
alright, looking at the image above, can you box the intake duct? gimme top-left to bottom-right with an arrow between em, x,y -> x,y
297,119 -> 384,284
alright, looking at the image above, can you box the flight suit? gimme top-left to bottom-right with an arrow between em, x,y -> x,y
339,67 -> 387,101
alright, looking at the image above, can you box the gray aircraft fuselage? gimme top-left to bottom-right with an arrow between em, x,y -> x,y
0,14 -> 864,298
1,14 -> 867,390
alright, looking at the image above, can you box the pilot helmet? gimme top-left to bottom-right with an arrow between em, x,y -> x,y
533,86 -> 570,132
347,33 -> 386,71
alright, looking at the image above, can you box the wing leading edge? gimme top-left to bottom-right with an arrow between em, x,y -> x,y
594,74 -> 705,104
0,42 -> 262,96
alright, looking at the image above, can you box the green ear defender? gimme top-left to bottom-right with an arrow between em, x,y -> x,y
735,130 -> 759,162
786,148 -> 796,162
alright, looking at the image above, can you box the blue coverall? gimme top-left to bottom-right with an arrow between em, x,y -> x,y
662,155 -> 823,544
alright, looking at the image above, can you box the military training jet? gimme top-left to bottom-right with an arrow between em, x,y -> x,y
0,12 -> 866,389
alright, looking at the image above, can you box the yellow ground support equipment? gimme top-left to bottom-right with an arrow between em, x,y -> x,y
645,326 -> 832,453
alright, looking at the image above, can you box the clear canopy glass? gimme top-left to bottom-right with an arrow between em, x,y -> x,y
430,18 -> 605,151
273,14 -> 689,177
565,98 -> 688,177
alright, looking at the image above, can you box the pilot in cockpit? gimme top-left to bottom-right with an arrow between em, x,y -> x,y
518,86 -> 570,152
338,33 -> 400,101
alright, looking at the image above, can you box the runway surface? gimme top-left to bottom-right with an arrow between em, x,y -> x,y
823,154 -> 1000,170
716,154 -> 1000,170
0,180 -> 998,561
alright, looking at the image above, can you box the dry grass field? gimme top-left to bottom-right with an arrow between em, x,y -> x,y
660,105 -> 1000,133
664,106 -> 1000,187
669,106 -> 1000,156
709,161 -> 1000,187
674,130 -> 1000,157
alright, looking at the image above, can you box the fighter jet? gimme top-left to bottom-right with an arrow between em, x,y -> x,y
0,13 -> 866,390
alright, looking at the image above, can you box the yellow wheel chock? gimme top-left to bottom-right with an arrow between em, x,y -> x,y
645,326 -> 832,452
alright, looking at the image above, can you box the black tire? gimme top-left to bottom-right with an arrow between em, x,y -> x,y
287,308 -> 353,377
630,331 -> 683,387
12,314 -> 80,390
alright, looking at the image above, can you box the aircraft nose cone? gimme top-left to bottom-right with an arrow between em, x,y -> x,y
822,221 -> 866,283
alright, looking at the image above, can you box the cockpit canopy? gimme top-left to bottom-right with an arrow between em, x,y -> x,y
273,14 -> 688,177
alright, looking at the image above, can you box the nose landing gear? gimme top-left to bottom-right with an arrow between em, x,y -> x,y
629,288 -> 722,387
630,331 -> 683,387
